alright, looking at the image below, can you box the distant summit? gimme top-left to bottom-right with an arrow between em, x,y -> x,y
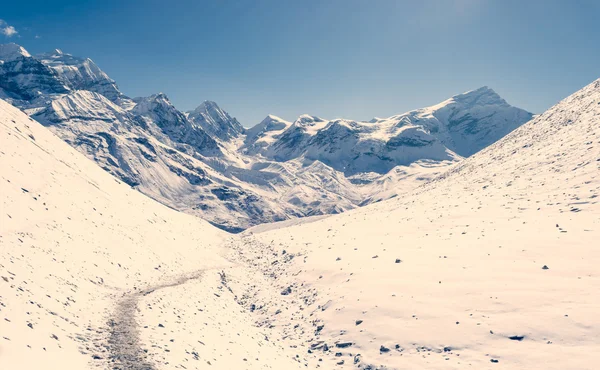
187,100 -> 244,142
0,43 -> 31,61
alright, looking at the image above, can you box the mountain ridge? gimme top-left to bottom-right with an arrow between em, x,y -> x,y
0,42 -> 535,230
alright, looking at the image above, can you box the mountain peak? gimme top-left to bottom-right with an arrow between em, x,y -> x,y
0,43 -> 31,62
188,100 -> 244,142
295,114 -> 325,125
449,86 -> 506,107
195,100 -> 219,111
150,92 -> 169,101
261,114 -> 287,124
133,92 -> 172,108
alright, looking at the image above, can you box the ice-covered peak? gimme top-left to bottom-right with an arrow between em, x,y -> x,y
36,48 -> 124,102
132,92 -> 175,114
246,115 -> 290,138
188,100 -> 244,142
265,114 -> 284,121
196,100 -> 219,111
146,92 -> 170,104
259,114 -> 289,128
0,43 -> 31,62
294,114 -> 325,125
443,86 -> 507,107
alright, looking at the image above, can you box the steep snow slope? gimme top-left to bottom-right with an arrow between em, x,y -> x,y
0,99 -> 305,369
237,79 -> 600,369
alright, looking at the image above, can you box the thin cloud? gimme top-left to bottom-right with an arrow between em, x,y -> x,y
0,19 -> 18,38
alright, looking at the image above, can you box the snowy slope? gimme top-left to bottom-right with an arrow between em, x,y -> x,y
0,98 -> 307,370
236,79 -> 600,369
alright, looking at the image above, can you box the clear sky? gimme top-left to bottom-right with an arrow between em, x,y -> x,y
2,0 -> 599,126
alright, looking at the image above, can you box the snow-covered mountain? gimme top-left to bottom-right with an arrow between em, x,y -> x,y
242,114 -> 292,155
28,89 -> 290,232
0,43 -> 534,230
132,92 -> 222,157
259,87 -> 532,175
0,43 -> 69,106
187,100 -> 245,143
37,48 -> 125,104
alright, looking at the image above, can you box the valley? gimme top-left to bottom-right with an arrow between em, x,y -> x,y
1,42 -> 599,370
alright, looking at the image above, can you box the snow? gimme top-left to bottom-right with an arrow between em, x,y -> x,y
0,42 -> 535,232
1,39 -> 599,370
0,99 -> 305,369
37,49 -> 124,103
243,115 -> 292,154
187,100 -> 245,143
236,79 -> 600,369
0,43 -> 31,62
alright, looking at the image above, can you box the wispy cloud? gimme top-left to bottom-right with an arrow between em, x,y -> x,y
0,19 -> 18,38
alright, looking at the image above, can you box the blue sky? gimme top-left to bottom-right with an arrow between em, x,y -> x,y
2,0 -> 599,126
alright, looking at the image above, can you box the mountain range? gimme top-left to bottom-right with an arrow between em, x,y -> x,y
0,43 -> 533,231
